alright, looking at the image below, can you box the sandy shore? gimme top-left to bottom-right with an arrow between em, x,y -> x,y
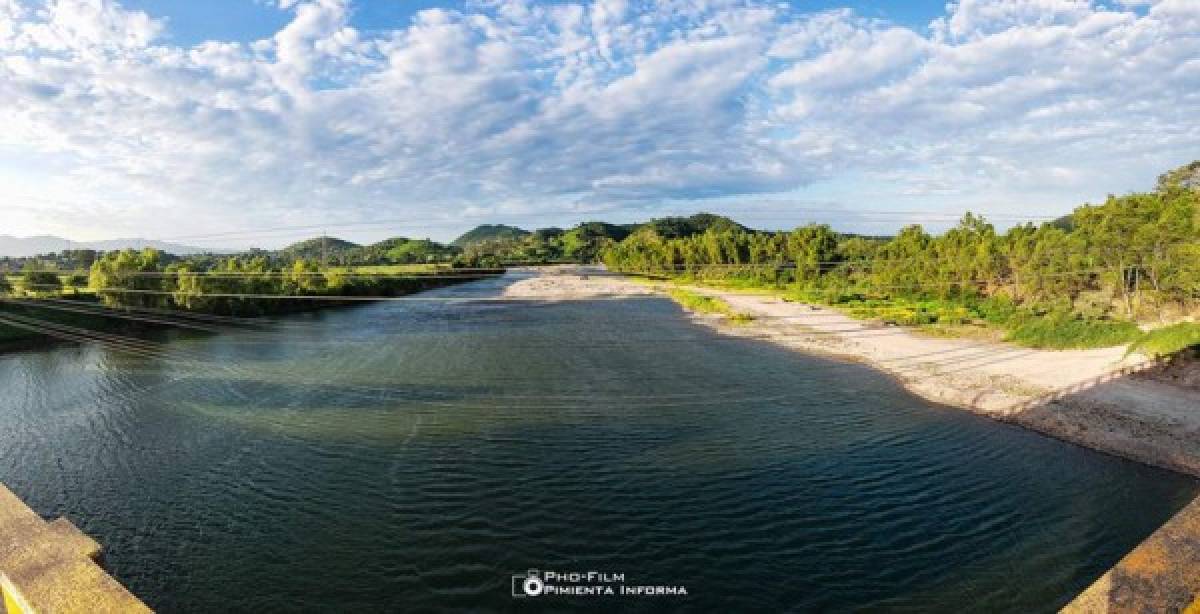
503,266 -> 1200,477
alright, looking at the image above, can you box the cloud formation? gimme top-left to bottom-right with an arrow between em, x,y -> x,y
0,0 -> 1198,241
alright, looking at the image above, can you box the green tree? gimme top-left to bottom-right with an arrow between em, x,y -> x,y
21,271 -> 61,294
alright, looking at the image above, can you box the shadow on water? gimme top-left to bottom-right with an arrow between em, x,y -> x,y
1011,349 -> 1200,611
0,274 -> 1196,612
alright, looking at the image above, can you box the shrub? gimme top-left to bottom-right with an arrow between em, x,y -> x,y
1073,290 -> 1116,320
666,288 -> 755,324
21,271 -> 61,292
1128,322 -> 1200,358
975,296 -> 1018,325
1006,315 -> 1141,349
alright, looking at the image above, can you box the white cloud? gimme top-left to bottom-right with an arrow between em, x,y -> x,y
0,0 -> 1197,242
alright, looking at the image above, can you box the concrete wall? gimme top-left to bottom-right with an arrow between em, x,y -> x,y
0,483 -> 150,613
1064,495 -> 1200,613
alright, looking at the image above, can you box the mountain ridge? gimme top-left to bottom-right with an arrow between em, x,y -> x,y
0,235 -> 226,258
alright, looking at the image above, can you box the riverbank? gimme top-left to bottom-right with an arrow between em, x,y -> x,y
0,270 -> 503,351
504,267 -> 1200,478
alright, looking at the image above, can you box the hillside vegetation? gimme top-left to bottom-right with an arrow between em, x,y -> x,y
5,164 -> 1198,353
452,224 -> 530,246
602,163 -> 1200,350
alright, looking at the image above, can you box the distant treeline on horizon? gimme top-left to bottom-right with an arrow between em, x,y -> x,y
4,161 -> 1198,322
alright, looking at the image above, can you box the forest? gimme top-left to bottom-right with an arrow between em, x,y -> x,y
81,251 -> 499,316
4,162 -> 1198,349
602,163 -> 1200,351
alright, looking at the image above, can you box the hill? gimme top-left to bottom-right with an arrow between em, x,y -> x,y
348,238 -> 459,264
633,213 -> 747,239
278,237 -> 360,261
452,224 -> 530,246
560,222 -> 634,261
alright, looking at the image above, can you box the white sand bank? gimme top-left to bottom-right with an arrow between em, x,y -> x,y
504,266 -> 1200,476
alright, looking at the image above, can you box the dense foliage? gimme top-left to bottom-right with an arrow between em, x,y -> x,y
452,224 -> 531,247
87,248 -> 497,316
1128,322 -> 1200,358
454,221 -> 635,266
276,236 -> 460,266
0,249 -> 98,274
603,164 -> 1200,347
21,271 -> 62,293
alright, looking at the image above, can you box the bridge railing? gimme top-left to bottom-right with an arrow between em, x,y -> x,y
0,483 -> 150,613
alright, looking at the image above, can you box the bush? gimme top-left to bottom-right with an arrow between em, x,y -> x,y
1128,322 -> 1200,358
666,288 -> 755,324
21,271 -> 61,292
975,296 -> 1018,325
1073,290 -> 1116,320
1006,315 -> 1141,349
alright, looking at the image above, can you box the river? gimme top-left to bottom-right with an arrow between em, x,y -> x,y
0,273 -> 1195,612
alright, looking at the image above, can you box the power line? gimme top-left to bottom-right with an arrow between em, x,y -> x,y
13,238 -> 1188,277
28,296 -> 301,329
607,241 -> 1192,269
7,270 -> 509,278
8,266 -> 1129,303
0,298 -> 226,333
105,208 -> 1071,244
0,312 -> 872,408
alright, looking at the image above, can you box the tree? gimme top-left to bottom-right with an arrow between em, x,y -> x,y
89,248 -> 169,308
21,271 -> 61,294
1157,160 -> 1200,193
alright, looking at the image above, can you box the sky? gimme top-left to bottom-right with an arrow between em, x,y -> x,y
0,0 -> 1197,249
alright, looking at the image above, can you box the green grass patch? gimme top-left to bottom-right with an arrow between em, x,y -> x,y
642,272 -> 1154,349
1005,315 -> 1140,349
820,296 -> 978,327
1127,322 -> 1200,358
666,288 -> 755,324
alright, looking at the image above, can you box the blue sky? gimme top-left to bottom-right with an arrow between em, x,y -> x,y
120,1 -> 951,47
0,0 -> 1197,247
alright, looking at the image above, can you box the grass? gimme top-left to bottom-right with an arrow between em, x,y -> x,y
626,271 -> 1165,351
1127,322 -> 1200,358
1004,316 -> 1141,349
665,288 -> 755,324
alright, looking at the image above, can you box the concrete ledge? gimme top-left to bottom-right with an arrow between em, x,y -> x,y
1064,495 -> 1200,613
0,483 -> 150,613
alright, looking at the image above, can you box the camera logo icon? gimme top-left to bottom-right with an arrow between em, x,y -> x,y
512,570 -> 545,597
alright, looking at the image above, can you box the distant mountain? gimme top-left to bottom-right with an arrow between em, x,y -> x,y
0,235 -> 224,257
452,224 -> 530,246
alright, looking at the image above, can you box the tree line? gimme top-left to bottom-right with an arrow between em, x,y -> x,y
85,250 -> 498,316
602,163 -> 1200,326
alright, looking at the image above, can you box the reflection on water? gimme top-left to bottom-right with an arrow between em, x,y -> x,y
0,275 -> 1195,612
